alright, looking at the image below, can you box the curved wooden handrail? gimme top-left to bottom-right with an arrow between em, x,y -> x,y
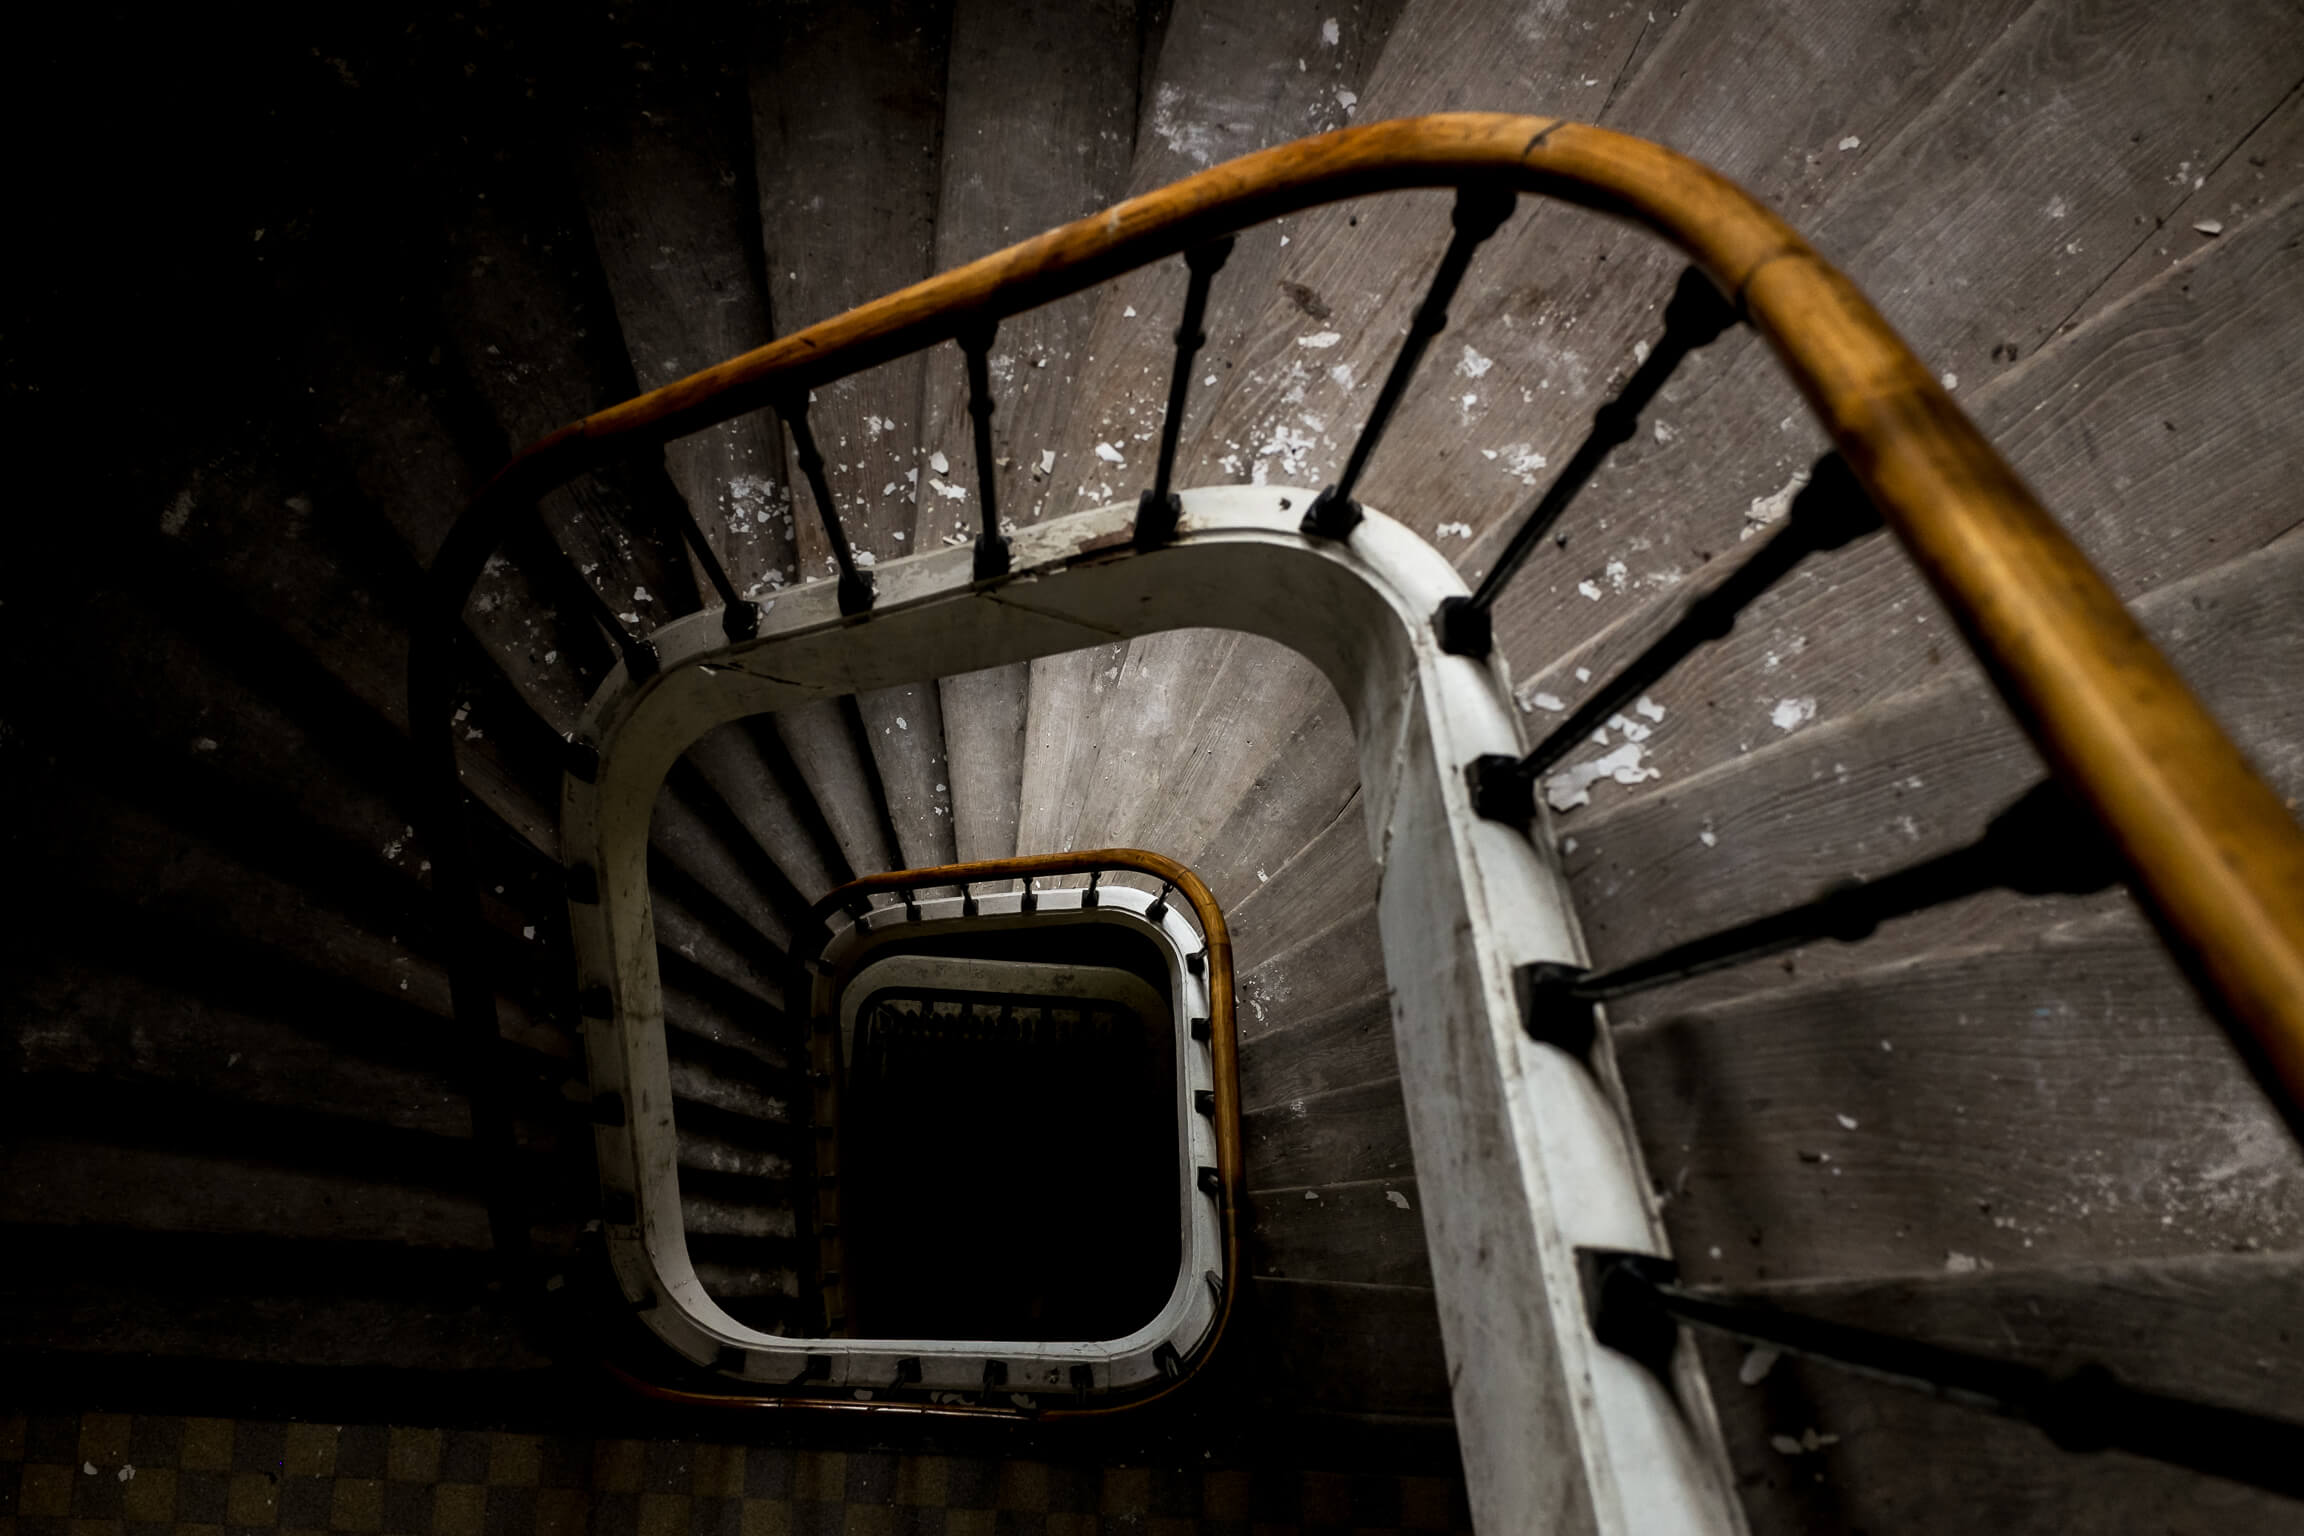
427,112 -> 2304,1140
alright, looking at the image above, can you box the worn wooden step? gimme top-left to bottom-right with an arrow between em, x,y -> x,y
1700,1252 -> 2304,1534
1565,532 -> 2304,1015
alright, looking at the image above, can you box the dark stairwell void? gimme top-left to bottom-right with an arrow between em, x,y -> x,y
834,921 -> 1180,1342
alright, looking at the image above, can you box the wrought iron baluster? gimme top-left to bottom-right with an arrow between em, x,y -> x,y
958,319 -> 1011,580
1466,456 -> 1881,824
779,392 -> 876,616
1437,267 -> 1738,656
1517,781 -> 2123,1054
1302,185 -> 1518,540
1138,236 -> 1236,550
659,493 -> 760,642
1579,1247 -> 2304,1500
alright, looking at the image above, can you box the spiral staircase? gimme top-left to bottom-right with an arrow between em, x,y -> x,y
7,2 -> 2304,1532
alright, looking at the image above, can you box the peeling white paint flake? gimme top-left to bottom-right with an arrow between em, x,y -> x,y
1837,1114 -> 1859,1130
1303,1188 -> 1319,1201
1095,442 -> 1127,465
118,1466 -> 136,1483
895,716 -> 909,731
1738,1346 -> 1780,1385
928,478 -> 968,501
1743,466 -> 1810,538
1634,695 -> 1665,722
1544,741 -> 1659,811
2044,195 -> 2069,220
1604,558 -> 1628,591
1321,16 -> 1340,45
1122,305 -> 1137,318
1335,88 -> 1358,115
1941,371 -> 1959,391
1297,331 -> 1342,349
1038,449 -> 1056,474
2194,218 -> 2225,236
1386,1188 -> 1412,1210
1699,824 -> 1718,848
1944,1251 -> 1986,1274
863,414 -> 892,438
1838,135 -> 1861,152
1577,580 -> 1603,601
193,736 -> 219,753
929,450 -> 950,474
1526,691 -> 1566,713
1456,344 -> 1493,379
1497,442 -> 1549,485
1328,362 -> 1355,389
1433,521 -> 1473,540
1770,697 -> 1818,733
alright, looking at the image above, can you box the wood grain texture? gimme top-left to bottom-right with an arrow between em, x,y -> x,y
1569,535 -> 2304,1012
1616,910 -> 2304,1288
1703,1254 -> 2304,1534
1250,1177 -> 1436,1287
1251,1277 -> 1452,1418
1243,1076 -> 1417,1189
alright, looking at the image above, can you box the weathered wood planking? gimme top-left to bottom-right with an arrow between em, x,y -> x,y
1243,1076 -> 1419,1188
1238,902 -> 1391,1042
1226,805 -> 1382,968
682,721 -> 845,902
1250,1177 -> 1436,1287
770,698 -> 902,882
1484,0 -> 2304,767
1183,688 -> 1367,912
1565,536 -> 2304,1011
0,1228 -> 544,1372
1702,1254 -> 2304,1534
1251,1276 -> 1453,1418
576,27 -> 795,599
1523,186 -> 2304,820
1239,995 -> 1401,1114
1013,0 -> 1398,869
750,0 -> 949,569
1615,911 -> 2304,1287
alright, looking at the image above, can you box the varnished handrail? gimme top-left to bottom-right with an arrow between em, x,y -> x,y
423,112 -> 2304,1152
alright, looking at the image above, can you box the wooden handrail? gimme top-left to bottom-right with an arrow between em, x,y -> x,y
438,112 -> 2304,1124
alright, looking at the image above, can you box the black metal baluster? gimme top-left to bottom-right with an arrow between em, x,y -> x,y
563,550 -> 661,679
659,495 -> 760,642
959,319 -> 1011,580
1302,185 -> 1518,540
1517,781 -> 2123,1054
1466,456 -> 1881,824
780,392 -> 875,616
1138,236 -> 1236,549
1579,1247 -> 2304,1499
1436,267 -> 1738,656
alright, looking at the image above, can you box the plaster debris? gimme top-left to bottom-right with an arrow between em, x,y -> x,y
1738,1346 -> 1781,1385
1038,449 -> 1056,474
1944,1251 -> 1986,1274
1457,345 -> 1493,379
2194,218 -> 2225,236
1297,331 -> 1342,348
1604,558 -> 1629,591
895,716 -> 909,731
1633,339 -> 1650,365
1575,667 -> 1591,682
1386,1188 -> 1412,1210
1838,135 -> 1861,151
1304,1189 -> 1320,1201
632,586 -> 651,604
1434,521 -> 1473,540
1257,868 -> 1269,883
1941,371 -> 1959,391
1771,697 -> 1818,732
1744,466 -> 1811,538
852,550 -> 878,569
1608,711 -> 1651,744
1329,362 -> 1355,389
1335,88 -> 1358,115
929,450 -> 950,474
2044,196 -> 2069,220
1837,1114 -> 1859,1130
1652,419 -> 1678,444
1634,695 -> 1666,722
928,477 -> 968,501
1527,691 -> 1566,713
522,926 -> 536,940
84,1463 -> 98,1477
1699,825 -> 1718,848
193,736 -> 219,753
1122,305 -> 1137,317
864,414 -> 892,438
118,1467 -> 135,1483
1577,580 -> 1603,600
1321,16 -> 1340,45
1095,442 -> 1127,464
1544,741 -> 1659,811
